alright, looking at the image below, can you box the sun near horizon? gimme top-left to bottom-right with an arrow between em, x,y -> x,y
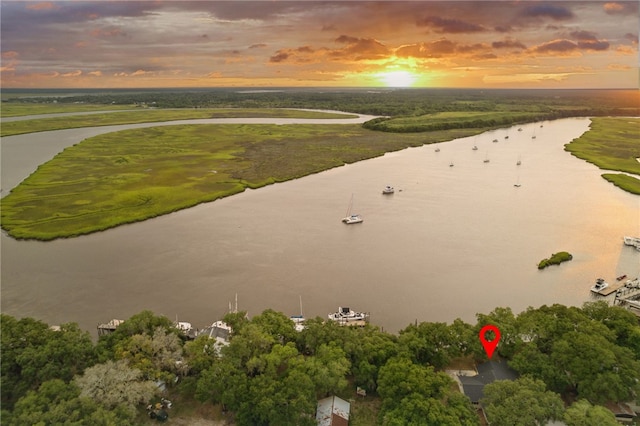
1,1 -> 638,90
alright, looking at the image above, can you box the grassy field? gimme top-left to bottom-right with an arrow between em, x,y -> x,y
0,108 -> 357,137
1,124 -> 481,240
0,102 -> 134,117
364,111 -> 549,133
564,117 -> 640,195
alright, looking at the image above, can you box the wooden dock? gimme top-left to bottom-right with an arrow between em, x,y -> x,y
596,280 -> 627,296
97,319 -> 124,336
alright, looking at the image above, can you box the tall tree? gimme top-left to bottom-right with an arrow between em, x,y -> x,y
6,379 -> 133,426
114,326 -> 186,383
563,399 -> 618,426
481,377 -> 564,426
550,331 -> 640,403
1,315 -> 96,408
378,357 -> 477,425
74,359 -> 157,416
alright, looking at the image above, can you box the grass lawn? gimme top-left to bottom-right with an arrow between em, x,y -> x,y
0,108 -> 357,137
564,117 -> 640,195
1,124 -> 481,240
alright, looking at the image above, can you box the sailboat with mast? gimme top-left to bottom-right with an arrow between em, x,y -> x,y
290,296 -> 305,331
342,194 -> 363,224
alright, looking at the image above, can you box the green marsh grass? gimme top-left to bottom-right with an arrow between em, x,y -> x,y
1,124 -> 480,240
538,252 -> 573,269
564,117 -> 640,195
0,108 -> 357,137
0,102 -> 133,117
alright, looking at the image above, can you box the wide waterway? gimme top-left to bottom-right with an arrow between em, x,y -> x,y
1,116 -> 638,335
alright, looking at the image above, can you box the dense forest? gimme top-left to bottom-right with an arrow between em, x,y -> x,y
2,301 -> 638,425
3,88 -> 639,124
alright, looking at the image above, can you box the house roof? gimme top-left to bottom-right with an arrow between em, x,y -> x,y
459,359 -> 519,404
316,396 -> 350,426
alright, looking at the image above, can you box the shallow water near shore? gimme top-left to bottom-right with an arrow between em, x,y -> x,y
1,117 -> 638,335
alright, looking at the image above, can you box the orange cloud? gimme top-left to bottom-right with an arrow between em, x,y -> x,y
25,2 -> 57,11
2,51 -> 19,59
131,69 -> 152,77
61,70 -> 82,77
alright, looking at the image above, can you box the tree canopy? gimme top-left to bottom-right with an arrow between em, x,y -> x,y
2,300 -> 638,424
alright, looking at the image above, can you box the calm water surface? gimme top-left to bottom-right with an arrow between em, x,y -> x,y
2,117 -> 638,334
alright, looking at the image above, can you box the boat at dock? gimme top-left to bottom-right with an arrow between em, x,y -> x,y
591,278 -> 609,293
290,296 -> 306,332
617,274 -> 628,281
623,236 -> 640,247
382,185 -> 395,195
328,307 -> 369,325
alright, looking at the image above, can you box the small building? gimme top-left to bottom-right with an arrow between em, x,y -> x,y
196,320 -> 232,353
316,395 -> 350,426
458,359 -> 519,405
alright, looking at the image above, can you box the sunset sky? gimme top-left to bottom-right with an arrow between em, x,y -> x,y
1,1 -> 638,89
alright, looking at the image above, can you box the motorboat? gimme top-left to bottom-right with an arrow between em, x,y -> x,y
382,185 -> 394,195
328,307 -> 369,324
590,278 -> 609,293
623,236 -> 640,247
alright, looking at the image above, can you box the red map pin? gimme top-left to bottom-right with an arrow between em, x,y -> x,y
479,324 -> 501,359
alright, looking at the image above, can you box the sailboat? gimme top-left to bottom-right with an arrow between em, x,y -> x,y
514,174 -> 521,187
516,155 -> 521,166
290,296 -> 305,331
342,194 -> 363,224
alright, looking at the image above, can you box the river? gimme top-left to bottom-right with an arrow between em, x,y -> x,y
1,116 -> 638,335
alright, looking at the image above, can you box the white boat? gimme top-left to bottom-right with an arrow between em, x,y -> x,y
382,185 -> 394,194
342,195 -> 363,224
591,278 -> 609,293
472,145 -> 478,150
435,148 -> 440,152
623,236 -> 640,247
328,306 -> 369,324
290,296 -> 306,332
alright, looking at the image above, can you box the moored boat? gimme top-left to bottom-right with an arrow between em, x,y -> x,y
328,306 -> 369,325
590,278 -> 609,293
382,185 -> 395,194
342,195 -> 363,224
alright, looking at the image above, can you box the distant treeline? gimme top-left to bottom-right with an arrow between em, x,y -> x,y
4,88 -> 639,123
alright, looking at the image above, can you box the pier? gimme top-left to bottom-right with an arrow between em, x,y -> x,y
596,280 -> 627,296
97,319 -> 124,336
613,279 -> 640,317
